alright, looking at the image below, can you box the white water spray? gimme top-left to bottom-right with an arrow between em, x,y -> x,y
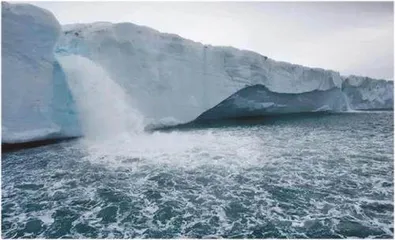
57,55 -> 144,141
54,55 -> 275,169
342,91 -> 365,113
343,92 -> 352,112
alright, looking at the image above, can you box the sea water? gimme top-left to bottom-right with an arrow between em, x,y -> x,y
1,112 -> 393,238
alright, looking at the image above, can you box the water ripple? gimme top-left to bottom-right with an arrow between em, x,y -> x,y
2,112 -> 393,238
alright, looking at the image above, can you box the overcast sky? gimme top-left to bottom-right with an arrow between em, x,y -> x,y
28,1 -> 394,80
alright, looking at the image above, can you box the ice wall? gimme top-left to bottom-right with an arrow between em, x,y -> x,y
1,2 -> 80,143
55,22 -> 392,125
342,76 -> 393,110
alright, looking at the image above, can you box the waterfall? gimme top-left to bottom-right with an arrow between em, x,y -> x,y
342,91 -> 356,112
56,54 -> 144,141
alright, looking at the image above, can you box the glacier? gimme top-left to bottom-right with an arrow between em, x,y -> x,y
1,2 -> 80,143
1,2 -> 393,144
55,22 -> 348,126
2,2 -> 70,143
342,76 -> 393,110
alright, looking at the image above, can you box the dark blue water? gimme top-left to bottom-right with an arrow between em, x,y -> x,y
2,112 -> 393,238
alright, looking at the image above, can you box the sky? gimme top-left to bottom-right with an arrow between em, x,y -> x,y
28,1 -> 394,80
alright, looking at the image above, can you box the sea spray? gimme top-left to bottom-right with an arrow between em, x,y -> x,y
343,91 -> 352,111
57,55 -> 144,141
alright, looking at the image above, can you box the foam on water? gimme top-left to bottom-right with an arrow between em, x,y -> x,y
80,128 -> 262,170
2,112 -> 393,238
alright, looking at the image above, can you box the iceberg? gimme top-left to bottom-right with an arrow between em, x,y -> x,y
1,2 -> 393,144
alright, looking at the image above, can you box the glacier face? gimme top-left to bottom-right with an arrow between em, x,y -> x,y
1,2 -> 393,143
55,22 -> 348,125
2,2 -> 80,143
342,76 -> 394,110
55,22 -> 393,125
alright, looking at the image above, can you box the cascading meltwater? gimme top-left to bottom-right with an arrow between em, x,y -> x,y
56,54 -> 145,142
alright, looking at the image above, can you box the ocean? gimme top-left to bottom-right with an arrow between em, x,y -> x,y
2,111 -> 393,238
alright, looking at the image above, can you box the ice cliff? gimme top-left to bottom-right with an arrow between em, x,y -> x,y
55,22 -> 348,126
342,76 -> 393,110
2,2 -> 80,143
2,2 -> 393,144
